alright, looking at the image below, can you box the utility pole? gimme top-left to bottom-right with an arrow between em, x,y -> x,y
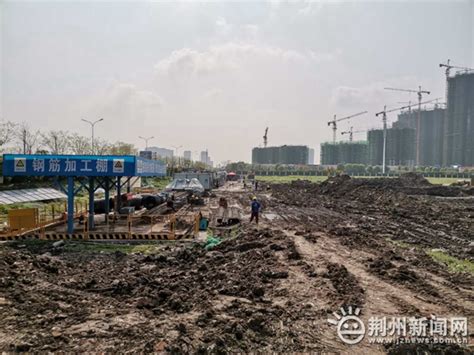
81,118 -> 104,154
375,106 -> 388,174
171,145 -> 183,167
384,87 -> 430,166
138,136 -> 154,150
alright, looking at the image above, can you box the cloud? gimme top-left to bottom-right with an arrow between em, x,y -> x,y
154,42 -> 326,77
331,84 -> 386,107
330,77 -> 423,110
202,88 -> 223,100
243,24 -> 259,37
298,1 -> 324,16
103,83 -> 163,109
215,17 -> 232,36
86,83 -> 164,125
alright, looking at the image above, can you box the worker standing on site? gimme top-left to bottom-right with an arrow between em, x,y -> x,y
250,196 -> 261,224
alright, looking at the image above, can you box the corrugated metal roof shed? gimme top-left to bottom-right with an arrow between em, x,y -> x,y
0,188 -> 66,204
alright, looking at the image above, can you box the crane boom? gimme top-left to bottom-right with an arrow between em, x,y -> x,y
327,111 -> 367,143
439,60 -> 473,72
384,87 -> 430,95
375,98 -> 442,116
263,127 -> 268,148
439,60 -> 474,108
341,126 -> 366,142
335,111 -> 368,123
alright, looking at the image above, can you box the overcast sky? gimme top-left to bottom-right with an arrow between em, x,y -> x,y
1,0 -> 473,163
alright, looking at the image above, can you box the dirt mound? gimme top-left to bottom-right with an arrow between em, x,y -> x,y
0,227 -> 330,353
272,173 -> 469,202
323,262 -> 365,305
269,175 -> 473,260
398,172 -> 431,186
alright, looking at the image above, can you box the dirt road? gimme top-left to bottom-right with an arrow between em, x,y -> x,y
1,175 -> 472,353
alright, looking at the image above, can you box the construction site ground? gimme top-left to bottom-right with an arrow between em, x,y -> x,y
1,174 -> 473,353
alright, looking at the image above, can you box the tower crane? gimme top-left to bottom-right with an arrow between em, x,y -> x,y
341,127 -> 366,142
439,60 -> 474,102
384,86 -> 430,166
263,127 -> 268,148
375,99 -> 440,174
439,59 -> 473,78
328,111 -> 367,143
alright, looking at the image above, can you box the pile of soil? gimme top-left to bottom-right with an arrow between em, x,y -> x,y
270,174 -> 474,260
276,173 -> 472,201
0,227 -> 328,353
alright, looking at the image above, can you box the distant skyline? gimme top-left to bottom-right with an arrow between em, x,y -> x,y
2,1 -> 473,163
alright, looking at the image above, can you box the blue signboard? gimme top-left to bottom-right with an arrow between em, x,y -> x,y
2,154 -> 166,177
135,157 -> 167,177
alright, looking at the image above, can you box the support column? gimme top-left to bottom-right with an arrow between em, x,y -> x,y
116,176 -> 121,213
88,177 -> 95,230
67,176 -> 74,234
104,177 -> 110,223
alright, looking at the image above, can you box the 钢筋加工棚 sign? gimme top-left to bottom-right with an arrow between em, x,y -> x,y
2,154 -> 166,177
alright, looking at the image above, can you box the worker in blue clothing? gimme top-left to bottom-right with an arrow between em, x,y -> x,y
250,196 -> 261,224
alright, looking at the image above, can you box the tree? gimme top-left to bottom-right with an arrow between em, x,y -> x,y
95,139 -> 111,155
0,120 -> 16,150
17,122 -> 40,154
109,141 -> 137,155
225,161 -> 251,172
68,133 -> 91,155
42,130 -> 70,154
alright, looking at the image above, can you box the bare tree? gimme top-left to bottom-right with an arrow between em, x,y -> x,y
17,122 -> 40,154
68,133 -> 91,155
109,141 -> 137,155
41,130 -> 70,154
95,139 -> 111,155
0,120 -> 16,149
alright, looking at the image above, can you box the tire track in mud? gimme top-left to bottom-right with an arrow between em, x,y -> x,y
287,231 -> 474,352
263,192 -> 473,314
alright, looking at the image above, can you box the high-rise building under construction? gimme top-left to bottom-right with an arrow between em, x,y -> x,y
367,128 -> 416,166
394,107 -> 445,166
443,71 -> 474,166
252,145 -> 309,165
320,142 -> 367,165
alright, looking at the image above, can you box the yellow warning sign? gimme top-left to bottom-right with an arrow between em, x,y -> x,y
113,159 -> 124,173
14,158 -> 26,172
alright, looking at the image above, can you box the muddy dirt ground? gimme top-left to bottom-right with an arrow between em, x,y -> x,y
0,175 -> 473,353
